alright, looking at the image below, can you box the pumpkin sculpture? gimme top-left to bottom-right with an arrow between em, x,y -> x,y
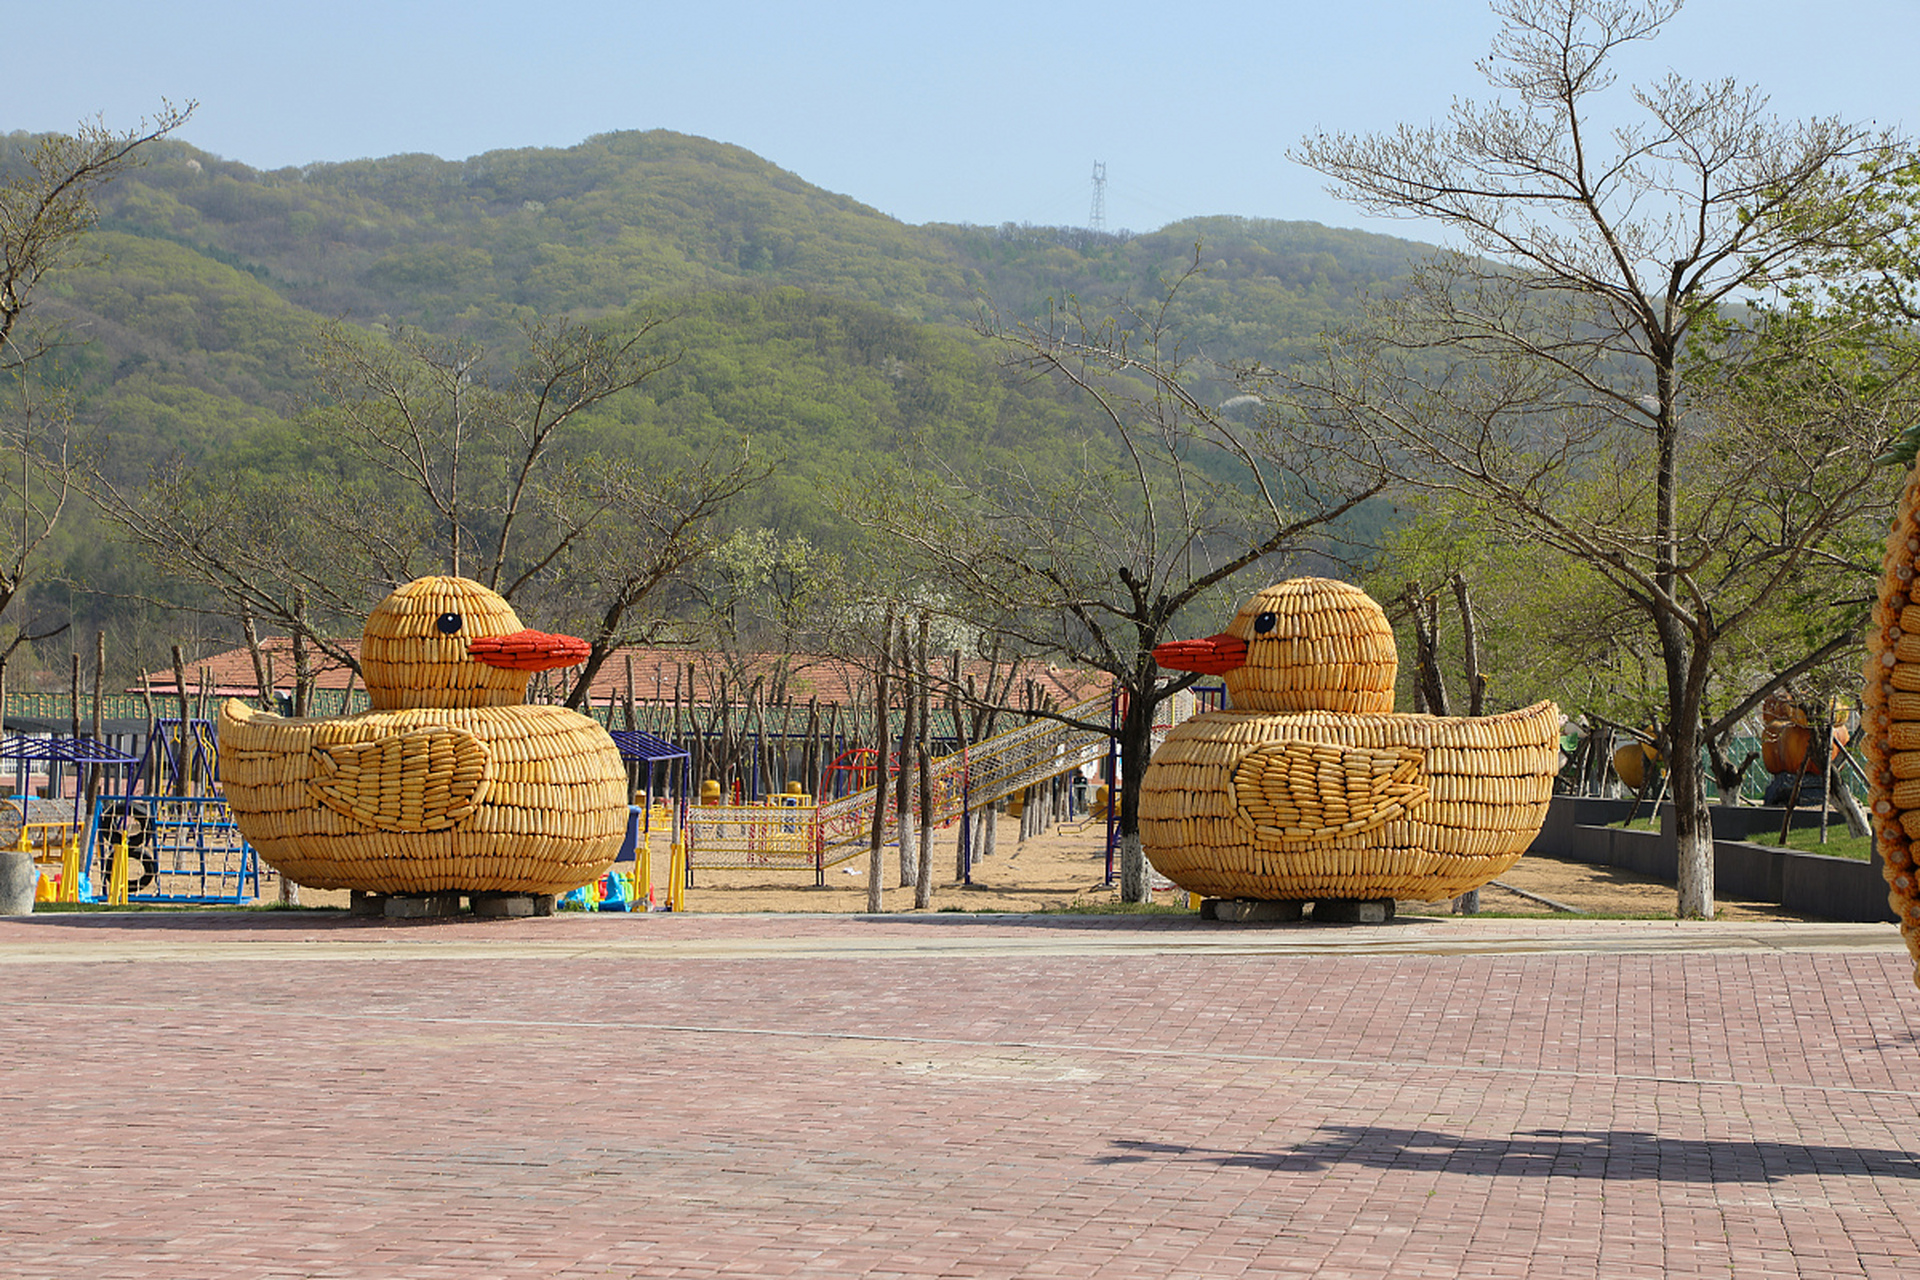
1759,690 -> 1848,778
219,576 -> 627,897
1141,578 -> 1560,904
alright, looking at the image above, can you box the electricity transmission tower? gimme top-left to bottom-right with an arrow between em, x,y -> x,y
1088,161 -> 1107,233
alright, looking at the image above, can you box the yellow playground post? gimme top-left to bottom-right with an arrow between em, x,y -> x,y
667,839 -> 687,912
107,835 -> 131,907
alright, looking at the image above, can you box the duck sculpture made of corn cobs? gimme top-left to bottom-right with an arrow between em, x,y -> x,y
1141,578 -> 1560,905
218,576 -> 627,897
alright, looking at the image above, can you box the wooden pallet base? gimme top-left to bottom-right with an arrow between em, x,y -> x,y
1199,896 -> 1396,924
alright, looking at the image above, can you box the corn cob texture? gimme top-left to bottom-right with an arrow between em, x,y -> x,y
1141,700 -> 1560,901
1221,578 -> 1400,714
216,574 -> 626,895
1861,462 -> 1920,986
221,699 -> 627,894
362,575 -> 578,710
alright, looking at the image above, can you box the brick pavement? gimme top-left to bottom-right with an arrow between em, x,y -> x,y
0,911 -> 1916,1278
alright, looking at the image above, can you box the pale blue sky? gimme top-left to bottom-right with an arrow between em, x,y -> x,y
7,1 -> 1914,240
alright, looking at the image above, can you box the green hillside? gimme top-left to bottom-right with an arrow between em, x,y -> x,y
0,125 -> 1431,685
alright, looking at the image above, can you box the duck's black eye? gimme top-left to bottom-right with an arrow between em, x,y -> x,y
1253,612 -> 1278,635
435,612 -> 464,635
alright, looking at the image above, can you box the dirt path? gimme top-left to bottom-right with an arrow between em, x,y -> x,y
454,811 -> 1816,921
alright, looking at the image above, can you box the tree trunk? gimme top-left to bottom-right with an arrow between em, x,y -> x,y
170,644 -> 191,797
85,632 -> 104,824
1831,756 -> 1872,838
1666,644 -> 1715,919
1117,682 -> 1156,903
915,617 -> 934,908
1449,573 -> 1486,717
867,606 -> 894,913
1402,583 -> 1449,716
895,618 -> 917,888
242,611 -> 274,709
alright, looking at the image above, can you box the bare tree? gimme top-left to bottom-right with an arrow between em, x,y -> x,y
2,103 -> 193,375
1285,0 -> 1907,916
306,314 -> 681,589
1,104 -> 190,717
531,453 -> 765,708
845,256 -> 1389,901
89,312 -> 758,684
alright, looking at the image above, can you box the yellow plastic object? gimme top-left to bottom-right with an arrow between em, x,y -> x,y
637,829 -> 653,907
700,780 -> 722,806
667,840 -> 687,912
106,836 -> 130,906
56,836 -> 82,904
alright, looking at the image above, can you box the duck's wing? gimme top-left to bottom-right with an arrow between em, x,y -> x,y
1229,740 -> 1428,843
308,727 -> 492,832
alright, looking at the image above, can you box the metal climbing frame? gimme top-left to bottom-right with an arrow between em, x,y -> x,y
80,717 -> 257,904
86,794 -> 260,904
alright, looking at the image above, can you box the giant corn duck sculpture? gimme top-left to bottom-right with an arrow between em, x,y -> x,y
219,576 -> 627,897
1142,578 -> 1560,904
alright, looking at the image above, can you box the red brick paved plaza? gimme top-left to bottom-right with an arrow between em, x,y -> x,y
2,912 -> 1917,1278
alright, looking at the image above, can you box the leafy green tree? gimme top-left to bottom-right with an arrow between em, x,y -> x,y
1284,0 -> 1906,917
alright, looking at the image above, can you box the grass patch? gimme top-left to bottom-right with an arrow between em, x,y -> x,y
1029,896 -> 1196,916
1609,815 -> 1870,860
1740,825 -> 1871,861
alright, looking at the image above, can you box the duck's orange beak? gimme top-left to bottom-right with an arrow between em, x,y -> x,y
1153,632 -> 1247,675
468,629 -> 591,672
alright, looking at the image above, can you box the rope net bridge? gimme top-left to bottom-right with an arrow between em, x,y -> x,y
684,689 -> 1206,878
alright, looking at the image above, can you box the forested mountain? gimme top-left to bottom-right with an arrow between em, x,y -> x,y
3,126 -> 1432,685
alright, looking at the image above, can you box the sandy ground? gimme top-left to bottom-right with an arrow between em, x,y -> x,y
292,811 -> 1825,920
681,814 -> 1825,919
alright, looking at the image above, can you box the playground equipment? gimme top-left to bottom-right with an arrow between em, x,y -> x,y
219,576 -> 629,897
557,801 -> 687,911
14,814 -> 84,905
0,731 -> 254,906
681,685 -> 1200,883
1142,578 -> 1560,906
73,718 -> 264,905
0,717 -> 266,906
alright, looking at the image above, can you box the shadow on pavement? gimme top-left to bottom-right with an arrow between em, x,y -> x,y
1098,1127 -> 1920,1182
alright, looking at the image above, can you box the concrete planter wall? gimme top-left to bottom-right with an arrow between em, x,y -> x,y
0,848 -> 37,915
1528,794 -> 1895,923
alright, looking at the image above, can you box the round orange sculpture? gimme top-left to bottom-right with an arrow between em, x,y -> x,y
1141,579 -> 1560,903
219,576 -> 627,896
1759,690 -> 1848,777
